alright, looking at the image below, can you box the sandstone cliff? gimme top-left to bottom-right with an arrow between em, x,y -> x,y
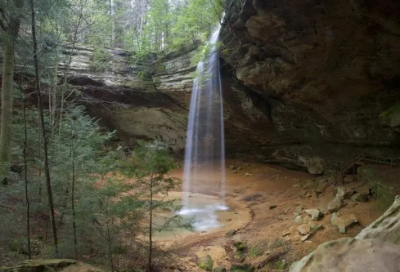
4,0 -> 400,173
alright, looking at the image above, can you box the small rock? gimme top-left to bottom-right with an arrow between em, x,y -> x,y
301,233 -> 311,242
269,205 -> 277,210
297,224 -> 311,235
336,186 -> 353,199
225,230 -> 236,237
304,209 -> 322,221
212,266 -> 227,272
305,192 -> 312,198
237,167 -> 243,171
351,193 -> 368,202
282,230 -> 290,237
233,170 -> 238,173
294,206 -> 303,216
295,215 -> 303,223
304,180 -> 316,190
198,254 -> 213,271
229,165 -> 235,170
308,222 -> 323,234
327,197 -> 342,213
331,213 -> 359,234
343,175 -> 356,183
293,184 -> 302,188
315,181 -> 328,197
244,172 -> 252,177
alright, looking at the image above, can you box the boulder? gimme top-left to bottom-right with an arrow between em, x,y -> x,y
327,197 -> 342,213
298,156 -> 325,175
331,213 -> 358,234
356,195 -> 400,244
289,238 -> 400,272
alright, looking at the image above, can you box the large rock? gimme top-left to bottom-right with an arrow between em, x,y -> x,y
331,213 -> 359,234
220,0 -> 400,164
356,195 -> 400,244
298,156 -> 325,175
289,238 -> 400,272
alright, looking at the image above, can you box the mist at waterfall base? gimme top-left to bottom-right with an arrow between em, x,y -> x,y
177,21 -> 228,232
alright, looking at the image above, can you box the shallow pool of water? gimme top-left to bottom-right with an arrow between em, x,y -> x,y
154,193 -> 234,240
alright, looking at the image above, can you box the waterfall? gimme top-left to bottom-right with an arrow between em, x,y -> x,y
179,16 -> 227,231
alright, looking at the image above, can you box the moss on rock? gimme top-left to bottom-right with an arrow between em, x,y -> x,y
379,101 -> 400,131
198,254 -> 213,271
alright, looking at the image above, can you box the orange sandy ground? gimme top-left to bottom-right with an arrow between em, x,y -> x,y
160,159 -> 384,271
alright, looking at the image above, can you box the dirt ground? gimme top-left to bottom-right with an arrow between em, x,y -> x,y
162,159 -> 386,271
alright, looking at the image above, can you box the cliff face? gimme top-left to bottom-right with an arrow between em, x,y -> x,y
217,0 -> 400,172
19,0 -> 400,173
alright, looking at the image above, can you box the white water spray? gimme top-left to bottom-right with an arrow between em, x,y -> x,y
179,16 -> 227,231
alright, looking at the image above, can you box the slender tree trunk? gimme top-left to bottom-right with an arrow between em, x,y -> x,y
0,0 -> 23,185
110,0 -> 115,47
148,174 -> 154,272
105,205 -> 115,272
21,77 -> 32,259
30,0 -> 59,256
71,139 -> 78,260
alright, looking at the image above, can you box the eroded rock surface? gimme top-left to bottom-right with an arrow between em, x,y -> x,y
289,238 -> 400,272
356,195 -> 400,244
220,0 -> 400,169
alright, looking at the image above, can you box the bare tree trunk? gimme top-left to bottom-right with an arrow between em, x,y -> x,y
30,0 -> 59,256
110,0 -> 115,47
148,174 -> 154,272
20,77 -> 32,259
71,138 -> 78,260
0,0 -> 22,183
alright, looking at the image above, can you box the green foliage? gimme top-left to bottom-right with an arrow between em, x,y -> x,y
379,100 -> 400,120
358,166 -> 397,211
248,240 -> 269,257
234,241 -> 247,252
270,238 -> 287,249
89,48 -> 113,72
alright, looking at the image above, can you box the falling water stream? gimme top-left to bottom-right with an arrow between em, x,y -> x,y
178,17 -> 228,231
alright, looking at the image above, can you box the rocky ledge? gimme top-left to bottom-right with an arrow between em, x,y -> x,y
219,0 -> 400,171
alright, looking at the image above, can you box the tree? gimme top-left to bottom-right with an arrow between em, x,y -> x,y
0,0 -> 25,184
124,140 -> 188,271
30,0 -> 59,256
